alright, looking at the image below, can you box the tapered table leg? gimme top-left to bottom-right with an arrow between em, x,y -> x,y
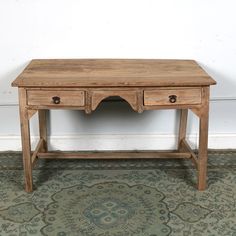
197,87 -> 210,190
19,88 -> 33,192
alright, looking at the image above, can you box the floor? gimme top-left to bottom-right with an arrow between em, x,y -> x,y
0,151 -> 236,236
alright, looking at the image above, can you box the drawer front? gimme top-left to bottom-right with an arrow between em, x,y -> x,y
27,90 -> 85,106
144,88 -> 202,106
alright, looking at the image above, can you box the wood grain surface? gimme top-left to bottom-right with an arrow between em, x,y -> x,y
144,88 -> 202,106
13,59 -> 216,192
12,59 -> 216,87
27,90 -> 85,106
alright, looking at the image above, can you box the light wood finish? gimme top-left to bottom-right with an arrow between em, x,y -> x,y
190,107 -> 202,117
12,59 -> 216,88
12,59 -> 216,192
28,109 -> 37,119
27,105 -> 86,110
137,89 -> 144,113
37,151 -> 192,159
19,88 -> 33,192
144,104 -> 202,111
91,90 -> 138,111
181,140 -> 198,169
197,87 -> 209,190
38,110 -> 48,152
85,90 -> 92,114
144,88 -> 201,106
31,138 -> 44,168
27,90 -> 85,107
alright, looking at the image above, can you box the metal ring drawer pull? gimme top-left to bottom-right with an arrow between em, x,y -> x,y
52,96 -> 61,104
169,95 -> 177,103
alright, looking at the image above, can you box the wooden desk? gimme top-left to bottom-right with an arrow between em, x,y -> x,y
12,59 -> 216,192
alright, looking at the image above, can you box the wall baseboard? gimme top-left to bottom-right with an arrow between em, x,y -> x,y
0,134 -> 235,151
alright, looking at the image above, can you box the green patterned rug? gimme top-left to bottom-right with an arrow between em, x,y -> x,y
0,151 -> 236,236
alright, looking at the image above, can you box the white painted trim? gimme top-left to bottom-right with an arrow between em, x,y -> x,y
0,133 -> 235,151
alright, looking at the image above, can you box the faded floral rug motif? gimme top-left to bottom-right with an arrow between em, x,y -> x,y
0,151 -> 236,236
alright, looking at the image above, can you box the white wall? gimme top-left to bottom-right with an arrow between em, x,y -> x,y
0,0 -> 236,150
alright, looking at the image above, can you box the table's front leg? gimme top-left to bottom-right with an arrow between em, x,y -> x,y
19,88 -> 33,192
197,87 -> 210,190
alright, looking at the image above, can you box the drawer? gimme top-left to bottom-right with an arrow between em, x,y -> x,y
27,90 -> 85,106
144,88 -> 202,106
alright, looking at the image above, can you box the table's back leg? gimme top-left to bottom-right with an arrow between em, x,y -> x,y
19,88 -> 33,192
178,109 -> 188,151
38,110 -> 48,152
197,87 -> 210,190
